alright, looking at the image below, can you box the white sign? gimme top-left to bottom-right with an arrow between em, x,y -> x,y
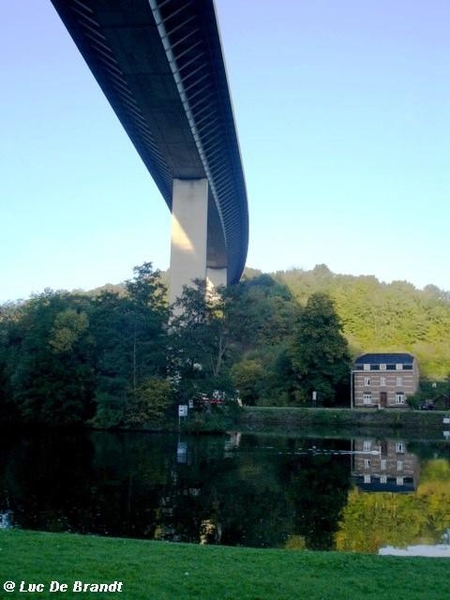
178,405 -> 188,417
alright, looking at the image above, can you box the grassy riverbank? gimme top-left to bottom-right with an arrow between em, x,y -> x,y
177,405 -> 448,436
238,406 -> 448,435
1,530 -> 450,599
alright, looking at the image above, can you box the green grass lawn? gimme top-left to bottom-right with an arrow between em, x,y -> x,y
1,529 -> 449,599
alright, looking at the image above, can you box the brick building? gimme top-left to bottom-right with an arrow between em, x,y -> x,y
351,353 -> 419,409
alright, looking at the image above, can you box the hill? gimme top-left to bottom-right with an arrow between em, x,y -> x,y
268,264 -> 450,379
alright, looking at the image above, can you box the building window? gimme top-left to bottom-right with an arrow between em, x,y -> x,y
396,376 -> 403,386
380,363 -> 386,370
380,459 -> 387,470
396,442 -> 405,454
364,475 -> 371,484
395,392 -> 405,405
397,460 -> 403,471
364,377 -> 371,386
363,363 -> 371,371
363,441 -> 372,451
380,376 -> 387,387
380,475 -> 387,484
364,459 -> 371,469
363,392 -> 372,405
396,363 -> 403,370
396,477 -> 404,486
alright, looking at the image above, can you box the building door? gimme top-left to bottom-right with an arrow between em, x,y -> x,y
380,392 -> 387,407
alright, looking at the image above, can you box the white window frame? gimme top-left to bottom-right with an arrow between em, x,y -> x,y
395,392 -> 405,405
364,474 -> 371,484
380,459 -> 387,470
396,442 -> 405,454
363,392 -> 372,405
380,475 -> 387,484
363,441 -> 372,452
396,363 -> 403,370
396,376 -> 403,386
364,376 -> 371,386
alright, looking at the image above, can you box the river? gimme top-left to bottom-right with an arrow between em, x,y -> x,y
1,429 -> 450,554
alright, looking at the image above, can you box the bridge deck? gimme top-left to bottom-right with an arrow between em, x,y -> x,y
50,0 -> 248,284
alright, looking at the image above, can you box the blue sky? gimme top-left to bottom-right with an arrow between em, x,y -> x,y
2,1 -> 450,302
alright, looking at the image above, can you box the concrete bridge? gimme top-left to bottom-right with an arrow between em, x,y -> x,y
50,0 -> 248,303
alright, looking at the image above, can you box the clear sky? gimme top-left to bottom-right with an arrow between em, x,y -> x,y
2,0 -> 450,303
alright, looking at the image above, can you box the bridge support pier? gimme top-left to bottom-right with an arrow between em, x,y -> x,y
207,267 -> 227,291
169,178 -> 209,306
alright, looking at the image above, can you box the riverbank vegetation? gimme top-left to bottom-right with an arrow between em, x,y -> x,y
2,529 -> 450,600
239,406 -> 448,434
1,263 -> 450,428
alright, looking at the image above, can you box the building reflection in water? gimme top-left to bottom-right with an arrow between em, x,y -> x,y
5,431 -> 450,553
351,438 -> 420,492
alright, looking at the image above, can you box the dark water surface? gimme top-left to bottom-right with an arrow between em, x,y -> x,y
2,430 -> 450,554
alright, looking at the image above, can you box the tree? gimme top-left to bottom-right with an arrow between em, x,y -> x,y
0,302 -> 23,422
7,291 -> 95,425
289,293 -> 351,406
230,359 -> 265,405
89,263 -> 169,428
124,378 -> 174,427
168,280 -> 234,398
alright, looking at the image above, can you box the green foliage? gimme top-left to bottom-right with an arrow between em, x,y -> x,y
49,309 -> 89,353
0,263 -> 170,428
169,280 -> 235,398
220,276 -> 302,406
3,292 -> 96,426
273,266 -> 450,379
230,359 -> 265,405
125,378 -> 174,427
288,293 -> 351,406
2,262 -> 450,421
181,403 -> 241,433
336,459 -> 450,553
88,392 -> 125,429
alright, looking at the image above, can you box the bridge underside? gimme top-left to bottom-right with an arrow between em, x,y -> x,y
50,0 -> 248,299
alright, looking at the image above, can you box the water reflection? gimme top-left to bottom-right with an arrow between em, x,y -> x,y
351,438 -> 419,492
1,430 -> 450,554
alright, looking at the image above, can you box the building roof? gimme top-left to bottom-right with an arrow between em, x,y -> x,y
354,353 -> 415,366
354,476 -> 416,493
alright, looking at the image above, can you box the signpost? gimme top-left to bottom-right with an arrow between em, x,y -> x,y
178,404 -> 188,428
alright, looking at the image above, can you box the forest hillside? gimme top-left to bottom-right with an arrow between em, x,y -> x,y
1,262 -> 449,426
267,264 -> 450,380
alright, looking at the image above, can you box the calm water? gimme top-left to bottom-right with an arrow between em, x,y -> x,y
2,429 -> 450,554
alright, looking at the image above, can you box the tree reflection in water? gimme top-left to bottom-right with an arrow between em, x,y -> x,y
1,431 -> 450,553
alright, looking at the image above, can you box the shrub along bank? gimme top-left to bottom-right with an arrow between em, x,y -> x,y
238,406 -> 448,433
174,405 -> 447,435
1,529 -> 449,600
